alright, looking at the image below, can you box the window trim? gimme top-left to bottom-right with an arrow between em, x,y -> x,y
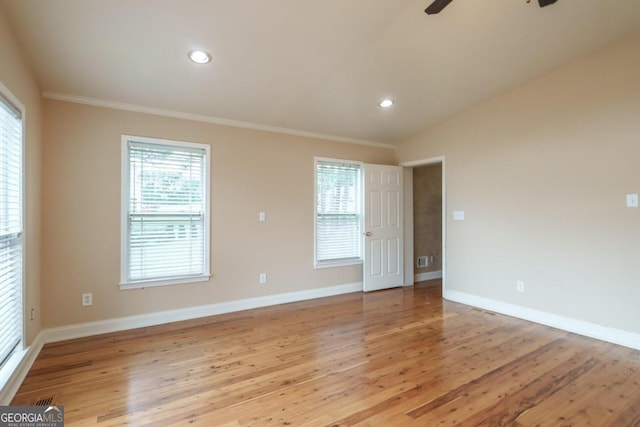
0,80 -> 26,392
120,135 -> 211,290
313,157 -> 364,269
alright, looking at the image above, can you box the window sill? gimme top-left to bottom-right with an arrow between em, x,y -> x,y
120,274 -> 211,290
314,259 -> 363,269
0,345 -> 27,404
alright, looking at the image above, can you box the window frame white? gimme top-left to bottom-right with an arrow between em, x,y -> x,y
120,135 -> 211,290
0,80 -> 26,389
313,157 -> 364,269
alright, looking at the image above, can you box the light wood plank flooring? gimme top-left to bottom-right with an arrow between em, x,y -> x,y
12,281 -> 640,426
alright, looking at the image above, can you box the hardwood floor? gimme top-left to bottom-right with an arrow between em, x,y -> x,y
12,281 -> 640,426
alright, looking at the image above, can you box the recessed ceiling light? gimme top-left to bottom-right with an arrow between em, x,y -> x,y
379,99 -> 394,108
188,49 -> 212,64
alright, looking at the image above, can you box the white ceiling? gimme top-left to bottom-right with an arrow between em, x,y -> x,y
3,0 -> 640,145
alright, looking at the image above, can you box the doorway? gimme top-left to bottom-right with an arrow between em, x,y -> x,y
401,157 -> 445,293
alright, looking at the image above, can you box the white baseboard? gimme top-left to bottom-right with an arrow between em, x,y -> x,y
444,289 -> 640,350
0,332 -> 44,405
414,271 -> 443,282
44,282 -> 362,343
7,284 -> 637,405
2,283 -> 362,403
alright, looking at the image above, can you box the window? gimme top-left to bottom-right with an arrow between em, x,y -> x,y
314,158 -> 363,267
121,135 -> 210,289
0,88 -> 23,368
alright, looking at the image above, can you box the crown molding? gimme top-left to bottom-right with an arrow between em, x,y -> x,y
42,92 -> 397,150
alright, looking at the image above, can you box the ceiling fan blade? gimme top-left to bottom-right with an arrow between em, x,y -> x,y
425,0 -> 454,15
538,0 -> 558,7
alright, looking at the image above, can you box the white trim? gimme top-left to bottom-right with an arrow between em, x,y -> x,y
42,92 -> 396,150
0,80 -> 27,385
400,156 -> 446,168
0,282 -> 357,401
0,81 -> 26,116
120,274 -> 211,290
414,271 -> 443,282
314,260 -> 363,270
0,332 -> 44,405
444,289 -> 640,350
43,282 -> 362,343
399,156 -> 446,293
402,167 -> 414,286
7,285 -> 637,403
313,157 -> 364,269
120,135 -> 211,288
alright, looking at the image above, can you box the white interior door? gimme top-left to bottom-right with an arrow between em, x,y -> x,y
363,164 -> 404,292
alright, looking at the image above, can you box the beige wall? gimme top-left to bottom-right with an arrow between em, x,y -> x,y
41,100 -> 396,328
0,6 -> 42,345
413,164 -> 442,274
397,33 -> 640,334
6,0 -> 638,341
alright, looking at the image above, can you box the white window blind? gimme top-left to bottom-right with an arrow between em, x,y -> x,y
0,92 -> 23,368
315,159 -> 362,266
122,137 -> 210,287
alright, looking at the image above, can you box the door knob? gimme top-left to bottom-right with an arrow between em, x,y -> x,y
364,231 -> 372,237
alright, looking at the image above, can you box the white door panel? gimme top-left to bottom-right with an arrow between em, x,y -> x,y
363,164 -> 404,292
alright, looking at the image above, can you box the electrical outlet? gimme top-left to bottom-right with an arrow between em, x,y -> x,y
30,308 -> 34,322
82,293 -> 93,306
259,273 -> 267,284
516,281 -> 525,293
453,211 -> 465,221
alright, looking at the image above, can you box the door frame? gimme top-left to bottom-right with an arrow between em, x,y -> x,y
399,156 -> 446,294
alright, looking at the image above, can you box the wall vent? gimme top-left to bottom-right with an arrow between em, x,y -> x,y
417,256 -> 428,268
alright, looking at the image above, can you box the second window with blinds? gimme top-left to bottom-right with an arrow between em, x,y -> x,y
314,158 -> 363,268
121,135 -> 210,289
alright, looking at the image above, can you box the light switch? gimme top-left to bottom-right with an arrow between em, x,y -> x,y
626,194 -> 638,208
259,211 -> 266,221
453,211 -> 465,221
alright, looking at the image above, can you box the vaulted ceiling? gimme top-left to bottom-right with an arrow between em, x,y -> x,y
3,0 -> 640,145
